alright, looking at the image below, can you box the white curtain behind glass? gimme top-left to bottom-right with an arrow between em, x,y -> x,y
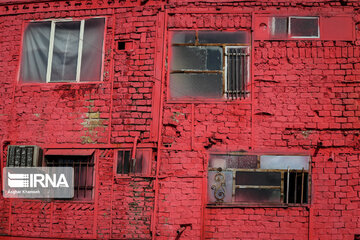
20,22 -> 51,83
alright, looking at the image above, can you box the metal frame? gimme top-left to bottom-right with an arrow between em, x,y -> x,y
208,153 -> 310,206
46,19 -> 85,83
170,30 -> 251,100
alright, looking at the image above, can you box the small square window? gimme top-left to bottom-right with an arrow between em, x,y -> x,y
169,31 -> 250,100
208,154 -> 310,206
20,18 -> 105,83
116,149 -> 151,176
289,17 -> 319,38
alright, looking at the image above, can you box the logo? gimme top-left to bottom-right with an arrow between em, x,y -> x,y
7,172 -> 69,188
3,167 -> 74,199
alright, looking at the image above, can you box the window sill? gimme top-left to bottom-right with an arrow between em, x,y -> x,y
7,198 -> 94,204
166,99 -> 252,104
114,174 -> 155,179
206,203 -> 309,208
17,81 -> 103,86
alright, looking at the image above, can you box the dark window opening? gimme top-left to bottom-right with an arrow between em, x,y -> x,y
117,41 -> 126,50
116,149 -> 150,175
45,154 -> 94,200
290,17 -> 319,38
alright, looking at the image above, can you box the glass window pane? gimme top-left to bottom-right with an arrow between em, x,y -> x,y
272,17 -> 288,37
171,46 -> 222,71
20,22 -> 51,83
80,18 -> 105,82
290,17 -> 319,37
170,73 -> 223,99
235,188 -> 281,203
236,155 -> 257,169
51,21 -> 80,82
209,155 -> 227,169
172,31 -> 196,44
208,170 -> 233,203
198,31 -> 250,44
260,155 -> 309,170
235,171 -> 281,186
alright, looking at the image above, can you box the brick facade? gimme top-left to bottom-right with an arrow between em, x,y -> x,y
0,0 -> 359,239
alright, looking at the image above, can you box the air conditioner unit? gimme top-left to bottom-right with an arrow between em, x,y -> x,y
6,145 -> 43,167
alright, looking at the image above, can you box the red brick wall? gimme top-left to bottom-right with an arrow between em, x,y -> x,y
0,0 -> 359,239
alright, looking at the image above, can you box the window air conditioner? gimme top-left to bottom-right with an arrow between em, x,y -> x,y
6,145 -> 43,167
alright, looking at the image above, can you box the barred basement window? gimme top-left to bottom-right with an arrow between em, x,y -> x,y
208,154 -> 310,206
45,149 -> 95,200
116,149 -> 151,176
170,31 -> 250,100
20,18 -> 105,83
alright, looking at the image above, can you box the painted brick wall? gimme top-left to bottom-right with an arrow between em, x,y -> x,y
156,1 -> 360,240
0,0 -> 359,240
0,1 -> 160,239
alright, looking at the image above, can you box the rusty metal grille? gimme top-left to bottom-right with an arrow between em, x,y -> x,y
284,169 -> 308,204
46,155 -> 94,200
225,47 -> 249,99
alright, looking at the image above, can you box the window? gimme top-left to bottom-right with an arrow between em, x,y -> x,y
116,149 -> 151,176
271,16 -> 319,38
20,18 -> 105,83
45,149 -> 95,200
170,31 -> 250,100
208,153 -> 310,206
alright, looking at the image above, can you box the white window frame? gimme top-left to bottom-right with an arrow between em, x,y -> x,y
224,46 -> 250,97
45,19 -> 85,83
289,16 -> 320,39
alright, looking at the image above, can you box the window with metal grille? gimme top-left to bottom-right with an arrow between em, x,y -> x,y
116,149 -> 151,176
45,152 -> 94,200
208,154 -> 310,206
170,31 -> 250,100
19,18 -> 105,83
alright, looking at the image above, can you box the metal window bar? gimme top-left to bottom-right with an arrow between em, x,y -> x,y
225,47 -> 249,99
301,168 -> 304,204
45,155 -> 94,200
286,168 -> 290,204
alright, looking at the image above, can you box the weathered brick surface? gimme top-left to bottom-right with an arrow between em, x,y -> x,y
0,0 -> 359,239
